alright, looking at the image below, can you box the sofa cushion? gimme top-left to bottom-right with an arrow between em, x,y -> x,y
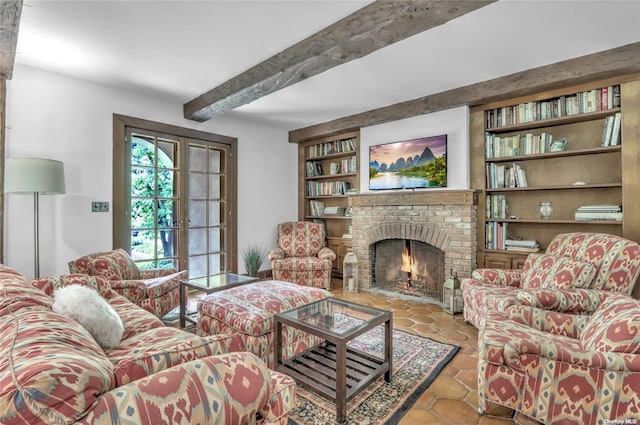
580,295 -> 640,353
0,308 -> 115,424
0,269 -> 53,316
520,253 -> 596,289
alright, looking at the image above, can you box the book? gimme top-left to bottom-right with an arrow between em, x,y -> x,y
505,246 -> 540,253
601,115 -> 614,146
577,205 -> 621,212
610,112 -> 622,145
575,212 -> 622,221
505,239 -> 538,248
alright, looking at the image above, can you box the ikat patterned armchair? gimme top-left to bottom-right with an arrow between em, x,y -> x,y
462,233 -> 640,328
478,293 -> 640,425
268,221 -> 336,289
68,248 -> 184,318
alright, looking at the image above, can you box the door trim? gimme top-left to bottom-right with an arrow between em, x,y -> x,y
112,114 -> 238,272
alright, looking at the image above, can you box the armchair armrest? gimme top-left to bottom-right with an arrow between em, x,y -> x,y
139,267 -> 181,279
80,352 -> 272,425
268,247 -> 285,261
471,268 -> 522,287
109,271 -> 184,301
516,288 -> 611,314
318,246 -> 336,261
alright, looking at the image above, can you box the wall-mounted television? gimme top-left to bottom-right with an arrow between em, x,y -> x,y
369,134 -> 447,190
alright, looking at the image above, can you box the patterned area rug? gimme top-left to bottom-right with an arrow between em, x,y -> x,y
287,316 -> 460,425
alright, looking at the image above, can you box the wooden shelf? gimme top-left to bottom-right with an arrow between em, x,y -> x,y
486,218 -> 622,225
306,173 -> 357,181
307,150 -> 357,160
486,145 -> 621,163
486,108 -> 620,133
486,183 -> 622,192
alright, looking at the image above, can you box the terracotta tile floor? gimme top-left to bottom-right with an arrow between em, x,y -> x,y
328,280 -> 539,425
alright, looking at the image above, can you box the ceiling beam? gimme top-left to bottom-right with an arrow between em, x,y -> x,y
183,0 -> 495,122
289,42 -> 640,143
0,0 -> 22,80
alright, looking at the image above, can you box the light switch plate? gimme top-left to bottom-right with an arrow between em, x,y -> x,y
91,201 -> 109,212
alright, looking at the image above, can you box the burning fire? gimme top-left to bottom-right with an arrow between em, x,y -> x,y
401,246 -> 419,280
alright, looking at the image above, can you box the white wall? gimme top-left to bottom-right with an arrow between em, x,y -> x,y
360,106 -> 469,192
4,64 -> 298,278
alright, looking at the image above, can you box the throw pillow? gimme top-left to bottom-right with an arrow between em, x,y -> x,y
52,284 -> 124,349
520,253 -> 596,289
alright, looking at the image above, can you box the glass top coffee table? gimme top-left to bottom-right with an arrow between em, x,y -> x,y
274,298 -> 392,424
179,272 -> 259,328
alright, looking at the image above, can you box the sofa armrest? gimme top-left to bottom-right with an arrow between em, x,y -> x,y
503,338 -> 640,372
502,304 -> 590,339
268,247 -> 285,261
31,274 -> 116,299
112,332 -> 246,385
80,352 -> 273,425
318,246 -> 337,261
516,288 -> 611,314
471,268 -> 522,287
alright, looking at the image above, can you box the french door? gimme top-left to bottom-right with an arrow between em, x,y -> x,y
113,115 -> 237,277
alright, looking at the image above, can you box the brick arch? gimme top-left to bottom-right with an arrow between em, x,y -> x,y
363,222 -> 451,251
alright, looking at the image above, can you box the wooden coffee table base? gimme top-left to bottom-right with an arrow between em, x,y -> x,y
278,341 -> 390,424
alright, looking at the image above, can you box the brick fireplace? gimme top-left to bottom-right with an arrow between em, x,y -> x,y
349,190 -> 478,302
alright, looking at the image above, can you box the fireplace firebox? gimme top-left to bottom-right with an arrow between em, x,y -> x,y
372,239 -> 445,300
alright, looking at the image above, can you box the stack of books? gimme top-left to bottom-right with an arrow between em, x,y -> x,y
575,205 -> 622,221
505,239 -> 540,253
323,206 -> 346,216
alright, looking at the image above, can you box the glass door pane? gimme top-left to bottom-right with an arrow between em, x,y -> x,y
187,142 -> 227,278
129,132 -> 180,269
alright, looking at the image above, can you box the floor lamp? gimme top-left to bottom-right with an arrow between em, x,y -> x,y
4,158 -> 66,278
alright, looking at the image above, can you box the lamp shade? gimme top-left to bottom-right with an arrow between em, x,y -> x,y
4,158 -> 66,194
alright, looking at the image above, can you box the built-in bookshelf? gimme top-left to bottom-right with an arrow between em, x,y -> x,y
298,130 -> 360,275
470,76 -> 640,269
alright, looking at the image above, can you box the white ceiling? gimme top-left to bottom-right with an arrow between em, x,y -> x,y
15,0 -> 640,131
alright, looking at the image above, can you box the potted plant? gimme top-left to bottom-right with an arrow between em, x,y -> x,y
243,245 -> 265,277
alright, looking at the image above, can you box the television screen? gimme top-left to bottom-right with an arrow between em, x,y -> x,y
369,134 -> 447,190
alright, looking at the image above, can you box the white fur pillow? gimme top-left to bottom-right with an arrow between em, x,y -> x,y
53,284 -> 124,349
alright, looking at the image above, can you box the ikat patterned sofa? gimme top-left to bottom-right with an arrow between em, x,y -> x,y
197,280 -> 331,368
478,293 -> 640,424
268,221 -> 336,289
68,248 -> 183,318
0,265 -> 296,425
462,233 -> 640,328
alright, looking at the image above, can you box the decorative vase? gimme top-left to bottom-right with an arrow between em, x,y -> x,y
539,202 -> 553,219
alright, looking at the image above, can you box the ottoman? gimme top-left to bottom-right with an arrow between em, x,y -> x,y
196,280 -> 332,368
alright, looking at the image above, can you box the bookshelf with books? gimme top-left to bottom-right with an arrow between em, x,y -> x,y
298,130 -> 360,275
470,76 -> 640,269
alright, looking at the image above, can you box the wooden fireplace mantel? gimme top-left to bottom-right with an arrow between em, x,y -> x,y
349,190 -> 479,207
